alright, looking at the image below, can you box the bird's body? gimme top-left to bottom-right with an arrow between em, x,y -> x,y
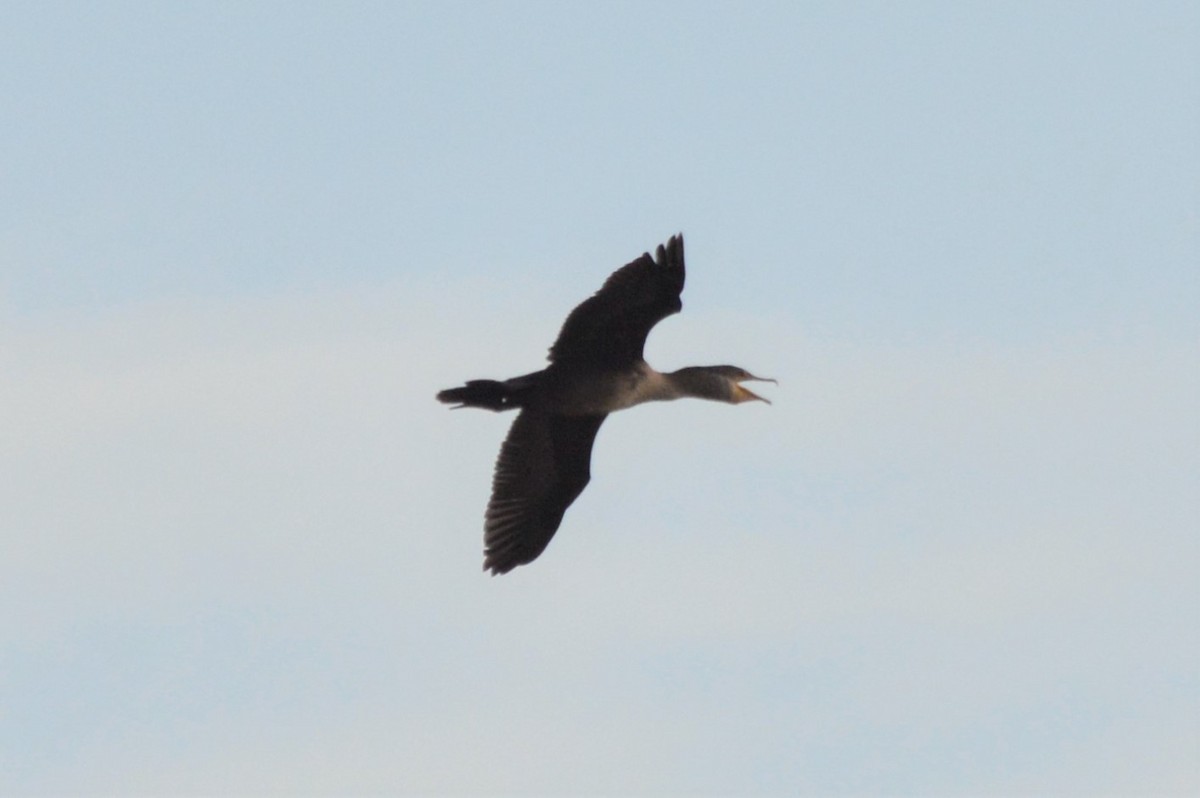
437,235 -> 773,574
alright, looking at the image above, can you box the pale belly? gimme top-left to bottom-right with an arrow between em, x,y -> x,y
544,365 -> 675,416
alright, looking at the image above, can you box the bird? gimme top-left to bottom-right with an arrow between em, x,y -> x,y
437,234 -> 774,574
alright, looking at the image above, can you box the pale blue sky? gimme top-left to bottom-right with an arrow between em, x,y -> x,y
2,2 -> 1197,795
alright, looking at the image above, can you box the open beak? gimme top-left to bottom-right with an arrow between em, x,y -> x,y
734,374 -> 777,404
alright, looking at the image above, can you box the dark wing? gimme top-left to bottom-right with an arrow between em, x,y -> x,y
547,234 -> 686,367
483,410 -> 607,574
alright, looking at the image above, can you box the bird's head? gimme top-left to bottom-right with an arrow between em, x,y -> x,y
707,365 -> 777,404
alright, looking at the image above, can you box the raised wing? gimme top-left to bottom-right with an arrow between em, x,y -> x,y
547,234 -> 685,367
483,410 -> 607,574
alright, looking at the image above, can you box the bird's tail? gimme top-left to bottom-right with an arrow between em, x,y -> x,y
437,371 -> 542,411
436,380 -> 512,410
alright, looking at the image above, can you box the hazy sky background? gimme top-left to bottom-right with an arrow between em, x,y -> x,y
3,2 -> 1197,794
